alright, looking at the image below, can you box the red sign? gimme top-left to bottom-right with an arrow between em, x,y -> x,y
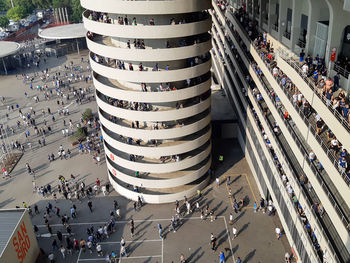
330,47 -> 337,62
112,169 -> 116,176
110,153 -> 114,161
12,221 -> 31,263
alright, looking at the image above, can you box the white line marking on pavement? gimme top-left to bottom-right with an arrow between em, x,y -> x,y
99,239 -> 161,244
77,255 -> 162,261
36,216 -> 226,228
76,248 -> 82,263
223,216 -> 235,263
162,238 -> 164,263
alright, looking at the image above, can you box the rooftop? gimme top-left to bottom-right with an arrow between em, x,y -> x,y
38,23 -> 86,40
0,41 -> 20,58
0,209 -> 25,257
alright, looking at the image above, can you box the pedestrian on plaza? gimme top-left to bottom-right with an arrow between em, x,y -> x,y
70,206 -> 76,218
113,200 -> 118,211
275,227 -> 282,240
88,200 -> 93,212
48,252 -> 55,263
137,196 -> 143,207
52,239 -> 58,250
158,224 -> 163,239
57,231 -> 63,243
87,240 -> 93,254
60,246 -> 66,259
210,210 -> 215,222
210,233 -> 217,251
47,224 -> 53,235
73,238 -> 80,252
133,202 -> 137,211
120,244 -> 128,257
226,176 -> 230,185
34,204 -> 39,214
236,257 -> 242,263
96,243 -> 103,256
116,207 -> 121,218
215,177 -> 220,187
80,239 -> 86,252
65,236 -> 73,254
232,227 -> 238,239
66,224 -> 72,236
102,185 -> 107,196
219,251 -> 225,263
130,219 -> 135,237
54,206 -> 60,217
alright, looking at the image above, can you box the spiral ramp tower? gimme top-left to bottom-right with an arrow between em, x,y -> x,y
81,0 -> 212,203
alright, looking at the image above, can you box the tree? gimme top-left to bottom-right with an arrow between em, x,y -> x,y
71,0 -> 84,23
82,108 -> 93,121
74,126 -> 88,141
0,15 -> 9,28
0,0 -> 8,12
31,0 -> 52,9
7,5 -> 26,21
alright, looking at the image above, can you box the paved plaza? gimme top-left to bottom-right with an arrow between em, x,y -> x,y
0,50 -> 289,262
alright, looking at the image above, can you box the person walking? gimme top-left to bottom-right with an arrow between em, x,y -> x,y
60,245 -> 66,259
73,238 -> 80,252
48,252 -> 55,263
232,227 -> 237,239
130,219 -> 135,237
52,239 -> 58,251
180,254 -> 186,263
210,233 -> 216,251
219,251 -> 225,263
88,200 -> 93,212
96,243 -> 103,256
57,231 -> 63,243
87,240 -> 93,254
157,223 -> 164,239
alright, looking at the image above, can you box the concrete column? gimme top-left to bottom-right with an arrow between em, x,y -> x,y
58,8 -> 64,24
55,8 -> 59,24
65,7 -> 69,24
76,39 -> 80,55
305,0 -> 329,56
247,0 -> 253,16
268,0 -> 278,33
2,58 -> 7,75
278,0 -> 287,42
62,8 -> 66,24
290,0 -> 301,52
324,0 -> 348,64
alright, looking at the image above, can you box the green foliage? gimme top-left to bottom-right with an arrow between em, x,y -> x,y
74,126 -> 88,141
0,0 -> 7,11
7,5 -> 26,21
9,0 -> 35,14
31,0 -> 51,9
82,108 -> 93,121
0,15 -> 9,28
70,0 -> 83,23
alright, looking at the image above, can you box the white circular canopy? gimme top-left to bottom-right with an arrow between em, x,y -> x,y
38,23 -> 86,40
0,41 -> 20,58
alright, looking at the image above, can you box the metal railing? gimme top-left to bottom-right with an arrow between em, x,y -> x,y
213,5 -> 350,261
251,48 -> 350,228
334,63 -> 350,79
212,21 -> 332,261
277,50 -> 350,133
216,0 -> 350,228
227,9 -> 350,187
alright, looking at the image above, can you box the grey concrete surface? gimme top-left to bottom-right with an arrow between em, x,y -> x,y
0,49 -> 289,262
